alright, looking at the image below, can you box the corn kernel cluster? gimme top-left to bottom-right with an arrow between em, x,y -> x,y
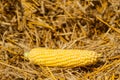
24,48 -> 101,68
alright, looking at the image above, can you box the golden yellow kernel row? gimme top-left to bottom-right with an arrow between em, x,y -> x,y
24,48 -> 101,68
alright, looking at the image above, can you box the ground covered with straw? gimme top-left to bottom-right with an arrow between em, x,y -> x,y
0,0 -> 120,80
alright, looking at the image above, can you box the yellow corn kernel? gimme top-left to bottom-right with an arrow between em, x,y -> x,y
24,48 -> 101,68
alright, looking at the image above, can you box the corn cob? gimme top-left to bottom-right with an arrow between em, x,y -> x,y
24,48 -> 101,68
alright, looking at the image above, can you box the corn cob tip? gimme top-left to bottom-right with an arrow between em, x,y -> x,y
24,52 -> 29,58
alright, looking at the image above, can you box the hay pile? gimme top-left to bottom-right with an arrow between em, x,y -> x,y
0,0 -> 120,80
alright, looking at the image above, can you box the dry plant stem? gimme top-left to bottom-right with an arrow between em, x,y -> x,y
1,46 -> 18,55
102,28 -> 111,39
6,38 -> 28,50
0,61 -> 39,75
83,59 -> 120,79
28,20 -> 55,31
46,67 -> 57,80
96,16 -> 120,34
